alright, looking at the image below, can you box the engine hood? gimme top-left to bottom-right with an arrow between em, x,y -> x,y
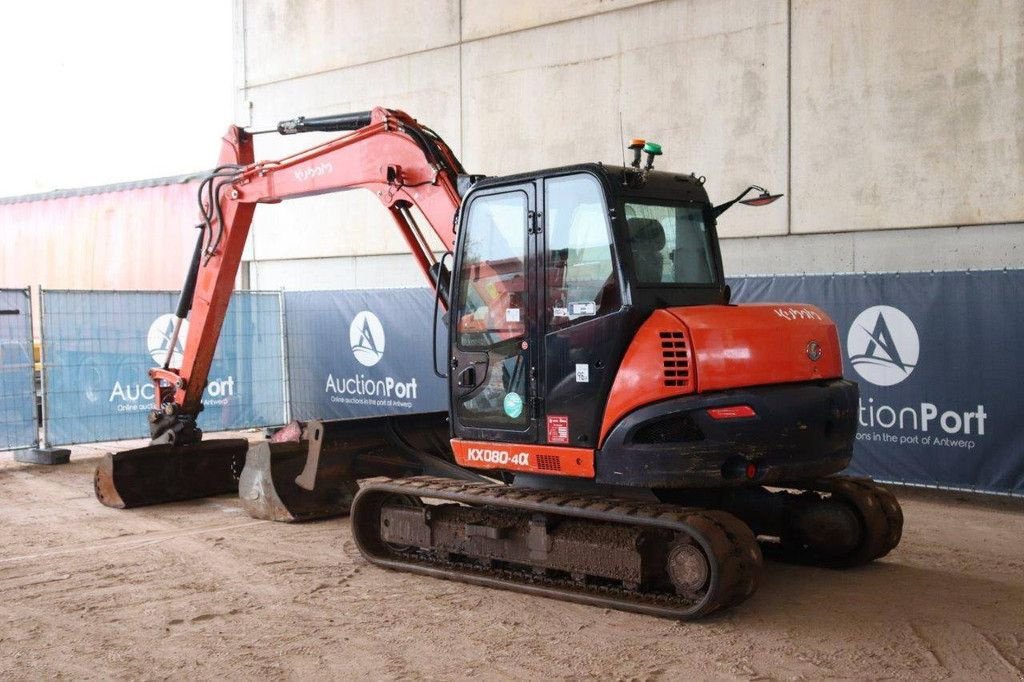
667,304 -> 843,393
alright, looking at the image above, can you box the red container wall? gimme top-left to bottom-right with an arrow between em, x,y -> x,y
0,181 -> 199,291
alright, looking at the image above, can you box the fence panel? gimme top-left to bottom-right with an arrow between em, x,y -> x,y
0,288 -> 37,450
41,290 -> 287,445
31,272 -> 1019,495
731,270 -> 1024,496
284,288 -> 447,421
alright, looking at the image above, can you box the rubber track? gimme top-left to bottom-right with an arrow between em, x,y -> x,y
351,476 -> 763,620
766,475 -> 904,568
808,476 -> 903,565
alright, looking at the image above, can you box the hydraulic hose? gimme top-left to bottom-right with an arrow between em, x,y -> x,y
163,227 -> 205,369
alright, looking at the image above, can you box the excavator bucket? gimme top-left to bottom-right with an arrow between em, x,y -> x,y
94,438 -> 250,509
237,412 -> 479,523
238,439 -> 359,522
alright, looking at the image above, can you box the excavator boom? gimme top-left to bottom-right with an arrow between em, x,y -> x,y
158,107 -> 462,427
96,107 -> 469,508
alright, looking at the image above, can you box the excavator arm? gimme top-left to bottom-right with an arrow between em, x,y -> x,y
148,107 -> 465,445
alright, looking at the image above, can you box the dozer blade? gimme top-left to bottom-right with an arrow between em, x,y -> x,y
237,412 -> 484,523
94,438 -> 250,509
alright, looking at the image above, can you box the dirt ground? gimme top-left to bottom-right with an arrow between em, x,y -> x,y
1,436 -> 1022,681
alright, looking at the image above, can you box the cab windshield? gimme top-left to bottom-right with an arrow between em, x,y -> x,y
623,202 -> 717,285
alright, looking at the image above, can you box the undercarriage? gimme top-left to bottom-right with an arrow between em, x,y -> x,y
96,410 -> 903,619
350,474 -> 901,619
352,476 -> 761,619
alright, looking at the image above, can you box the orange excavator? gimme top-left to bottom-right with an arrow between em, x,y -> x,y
95,108 -> 901,618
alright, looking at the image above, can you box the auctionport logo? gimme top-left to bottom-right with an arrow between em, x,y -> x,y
147,313 -> 188,367
846,305 -> 919,387
327,309 -> 416,407
350,310 -> 385,367
105,314 -> 233,409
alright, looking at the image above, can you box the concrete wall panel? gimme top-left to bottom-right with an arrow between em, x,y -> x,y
232,0 -> 1024,289
721,223 -> 1024,276
242,46 -> 461,262
460,0 -> 655,41
721,232 -> 855,276
461,0 -> 789,238
791,0 -> 1024,233
241,0 -> 459,87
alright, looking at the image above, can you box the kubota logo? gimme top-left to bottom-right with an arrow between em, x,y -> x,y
147,314 -> 188,367
350,310 -> 385,367
847,305 -> 919,387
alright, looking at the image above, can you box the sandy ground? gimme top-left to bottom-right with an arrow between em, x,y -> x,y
1,436 -> 1022,681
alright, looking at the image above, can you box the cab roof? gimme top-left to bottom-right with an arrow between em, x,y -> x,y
469,162 -> 711,206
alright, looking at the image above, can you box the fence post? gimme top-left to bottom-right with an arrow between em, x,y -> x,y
38,286 -> 49,449
278,288 -> 291,425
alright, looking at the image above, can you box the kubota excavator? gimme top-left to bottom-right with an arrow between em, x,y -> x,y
94,107 -> 902,619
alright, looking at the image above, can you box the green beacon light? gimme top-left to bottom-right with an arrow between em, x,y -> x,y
642,141 -> 662,170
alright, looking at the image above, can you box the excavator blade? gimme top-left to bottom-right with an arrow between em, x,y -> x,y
94,438 -> 250,509
237,412 -> 481,523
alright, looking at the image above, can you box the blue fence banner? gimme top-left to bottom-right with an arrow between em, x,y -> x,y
284,288 -> 447,421
0,288 -> 37,450
731,270 -> 1024,496
30,272 -> 1020,495
41,290 -> 287,445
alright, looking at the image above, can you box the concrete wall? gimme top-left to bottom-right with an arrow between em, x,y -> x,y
234,0 -> 1023,288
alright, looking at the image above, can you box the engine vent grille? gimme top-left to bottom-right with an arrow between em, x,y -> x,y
536,454 -> 561,472
659,331 -> 690,388
631,414 -> 704,444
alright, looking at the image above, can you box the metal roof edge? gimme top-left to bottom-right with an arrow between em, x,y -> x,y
0,171 -> 209,206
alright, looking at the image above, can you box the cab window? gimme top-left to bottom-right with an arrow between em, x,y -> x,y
455,190 -> 529,428
624,203 -> 716,285
456,192 -> 528,349
544,174 -> 619,330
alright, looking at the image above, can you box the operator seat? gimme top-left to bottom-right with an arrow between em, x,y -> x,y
627,218 -> 666,283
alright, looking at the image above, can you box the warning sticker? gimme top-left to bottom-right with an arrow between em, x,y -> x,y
569,301 -> 597,318
575,363 -> 589,383
547,415 -> 569,444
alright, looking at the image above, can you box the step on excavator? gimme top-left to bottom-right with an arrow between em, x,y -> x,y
94,108 -> 902,618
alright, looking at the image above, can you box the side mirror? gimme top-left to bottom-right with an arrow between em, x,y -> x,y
739,193 -> 782,207
714,185 -> 783,217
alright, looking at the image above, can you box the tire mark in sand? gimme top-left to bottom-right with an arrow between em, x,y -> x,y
908,621 -> 947,672
973,625 -> 1024,679
0,519 -> 269,565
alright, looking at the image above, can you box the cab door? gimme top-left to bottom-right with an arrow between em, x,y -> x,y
450,183 -> 539,444
540,172 -> 627,448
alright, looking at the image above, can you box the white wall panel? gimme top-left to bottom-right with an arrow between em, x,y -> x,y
242,46 -> 461,262
241,0 -> 459,86
461,0 -> 655,41
461,0 -> 789,238
791,0 -> 1024,232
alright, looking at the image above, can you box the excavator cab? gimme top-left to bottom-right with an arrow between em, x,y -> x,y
450,164 -> 724,456
445,162 -> 859,492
